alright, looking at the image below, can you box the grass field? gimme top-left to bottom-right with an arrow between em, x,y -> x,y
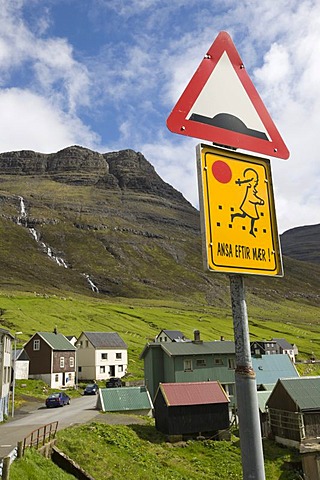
53,422 -> 302,480
1,289 -> 320,380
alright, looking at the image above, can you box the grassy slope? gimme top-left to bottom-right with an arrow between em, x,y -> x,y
9,448 -> 75,480
53,422 -> 302,480
1,289 -> 320,379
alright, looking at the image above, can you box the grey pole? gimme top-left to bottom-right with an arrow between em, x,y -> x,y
229,274 -> 266,480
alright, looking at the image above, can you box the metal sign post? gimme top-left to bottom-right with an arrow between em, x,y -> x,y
167,30 -> 289,480
230,274 -> 265,480
196,144 -> 274,478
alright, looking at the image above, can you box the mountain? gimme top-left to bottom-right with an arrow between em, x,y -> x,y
0,145 -> 319,307
280,224 -> 320,264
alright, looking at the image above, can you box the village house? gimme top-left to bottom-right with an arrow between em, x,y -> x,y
251,338 -> 297,363
154,381 -> 230,440
267,377 -> 320,449
12,348 -> 29,380
0,328 -> 14,421
24,330 -> 76,388
155,329 -> 189,343
76,331 -> 128,382
140,330 -> 236,402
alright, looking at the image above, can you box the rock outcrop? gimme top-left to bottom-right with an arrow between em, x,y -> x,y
0,146 -> 186,202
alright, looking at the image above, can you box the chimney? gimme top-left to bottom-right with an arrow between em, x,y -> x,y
193,330 -> 203,344
53,326 -> 58,335
220,336 -> 225,341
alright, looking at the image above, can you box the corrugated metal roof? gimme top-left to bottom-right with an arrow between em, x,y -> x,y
252,354 -> 299,385
161,340 -> 235,356
83,332 -> 127,349
257,391 -> 272,413
38,332 -> 76,350
158,381 -> 229,406
99,386 -> 153,412
279,377 -> 320,411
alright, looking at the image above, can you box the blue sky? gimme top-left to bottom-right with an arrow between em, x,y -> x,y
0,0 -> 319,233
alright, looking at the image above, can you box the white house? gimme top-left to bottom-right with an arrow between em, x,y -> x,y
76,332 -> 128,382
0,328 -> 14,421
155,329 -> 189,343
13,348 -> 29,380
271,338 -> 297,363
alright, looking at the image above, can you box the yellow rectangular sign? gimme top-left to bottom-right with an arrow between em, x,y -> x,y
197,144 -> 283,276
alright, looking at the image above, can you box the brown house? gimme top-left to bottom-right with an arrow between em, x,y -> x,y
24,331 -> 76,388
154,381 -> 230,440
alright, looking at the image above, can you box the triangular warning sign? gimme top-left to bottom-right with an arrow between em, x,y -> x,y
166,31 -> 289,160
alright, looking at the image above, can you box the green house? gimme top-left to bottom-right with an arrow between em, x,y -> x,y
140,331 -> 236,401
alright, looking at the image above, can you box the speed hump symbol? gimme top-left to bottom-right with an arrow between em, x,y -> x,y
197,144 -> 283,276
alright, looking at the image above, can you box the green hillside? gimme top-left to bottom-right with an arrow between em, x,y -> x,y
0,146 -> 319,378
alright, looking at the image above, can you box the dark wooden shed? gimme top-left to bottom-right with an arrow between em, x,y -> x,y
154,381 -> 230,439
267,377 -> 320,449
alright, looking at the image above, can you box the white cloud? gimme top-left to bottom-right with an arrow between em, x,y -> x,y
0,88 -> 99,153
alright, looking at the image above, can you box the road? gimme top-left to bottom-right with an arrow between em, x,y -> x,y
0,394 -> 100,459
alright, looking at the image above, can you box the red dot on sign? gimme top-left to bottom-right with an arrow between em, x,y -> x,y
212,161 -> 232,183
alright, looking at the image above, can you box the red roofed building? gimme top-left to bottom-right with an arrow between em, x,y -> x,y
154,381 -> 230,439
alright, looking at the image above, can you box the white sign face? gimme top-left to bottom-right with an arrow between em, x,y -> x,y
167,31 -> 289,160
187,52 -> 270,140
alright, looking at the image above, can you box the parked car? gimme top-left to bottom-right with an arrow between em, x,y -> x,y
106,377 -> 122,388
45,392 -> 70,408
83,383 -> 99,395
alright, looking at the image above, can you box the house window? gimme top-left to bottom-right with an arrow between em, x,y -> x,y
228,384 -> 235,396
223,384 -> 235,396
55,374 -> 59,382
85,340 -> 89,347
118,365 -> 123,373
184,359 -> 193,372
228,358 -> 235,369
214,358 -> 223,365
33,339 -> 40,351
69,357 -> 74,368
100,366 -> 106,373
101,353 -> 108,360
116,353 -> 122,360
60,357 -> 65,368
68,373 -> 72,381
78,366 -> 82,372
196,359 -> 206,367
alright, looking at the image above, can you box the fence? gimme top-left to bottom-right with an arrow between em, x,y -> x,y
0,421 -> 58,479
21,421 -> 58,455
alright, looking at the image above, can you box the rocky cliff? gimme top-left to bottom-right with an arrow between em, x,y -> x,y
0,146 -> 185,202
0,145 -> 319,306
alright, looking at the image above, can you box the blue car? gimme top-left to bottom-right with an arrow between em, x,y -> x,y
45,392 -> 70,408
83,383 -> 99,395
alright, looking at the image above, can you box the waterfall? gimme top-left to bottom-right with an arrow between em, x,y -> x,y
16,196 -> 69,268
16,195 -> 99,292
83,274 -> 99,293
17,196 -> 27,225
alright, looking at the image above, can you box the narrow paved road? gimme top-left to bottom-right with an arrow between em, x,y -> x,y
0,395 -> 99,459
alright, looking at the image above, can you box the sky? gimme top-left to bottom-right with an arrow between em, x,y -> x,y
0,0 -> 319,234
